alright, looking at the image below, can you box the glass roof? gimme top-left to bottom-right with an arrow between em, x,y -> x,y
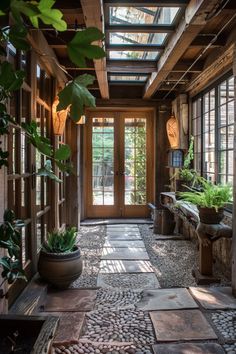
109,7 -> 180,25
109,51 -> 159,60
110,32 -> 167,45
109,75 -> 148,82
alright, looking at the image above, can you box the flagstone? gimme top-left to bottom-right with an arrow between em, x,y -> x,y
101,247 -> 149,260
99,260 -> 154,273
137,288 -> 198,311
104,239 -> 145,248
189,286 -> 236,309
152,343 -> 225,354
150,310 -> 217,341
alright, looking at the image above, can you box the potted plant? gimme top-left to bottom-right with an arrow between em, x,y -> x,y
38,227 -> 82,289
178,178 -> 232,224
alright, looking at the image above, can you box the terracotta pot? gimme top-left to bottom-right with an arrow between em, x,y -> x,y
198,207 -> 224,224
38,246 -> 83,289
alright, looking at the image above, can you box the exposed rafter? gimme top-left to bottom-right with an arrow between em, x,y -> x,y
143,0 -> 222,98
106,24 -> 175,33
107,44 -> 165,51
103,0 -> 188,6
80,0 -> 109,99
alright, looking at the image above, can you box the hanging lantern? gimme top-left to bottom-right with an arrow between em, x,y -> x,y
76,115 -> 86,125
166,114 -> 179,149
52,97 -> 68,135
168,149 -> 184,168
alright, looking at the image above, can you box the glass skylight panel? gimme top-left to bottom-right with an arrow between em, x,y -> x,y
110,32 -> 167,45
109,51 -> 159,60
110,75 -> 148,82
109,7 -> 180,25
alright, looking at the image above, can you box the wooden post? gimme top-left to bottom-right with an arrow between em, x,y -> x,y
199,241 -> 213,276
232,43 -> 236,297
0,135 -> 8,313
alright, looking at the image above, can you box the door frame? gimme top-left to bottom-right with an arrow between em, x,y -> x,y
84,108 -> 155,218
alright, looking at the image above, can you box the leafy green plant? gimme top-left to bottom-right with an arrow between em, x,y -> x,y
178,178 -> 232,211
0,210 -> 26,295
42,227 -> 77,254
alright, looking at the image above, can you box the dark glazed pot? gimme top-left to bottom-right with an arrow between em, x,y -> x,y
198,207 -> 224,224
38,246 -> 83,289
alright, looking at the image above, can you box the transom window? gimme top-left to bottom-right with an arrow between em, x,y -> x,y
192,73 -> 234,185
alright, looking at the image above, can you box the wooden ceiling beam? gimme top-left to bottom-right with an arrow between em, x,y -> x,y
103,0 -> 188,6
106,24 -> 174,33
106,44 -> 165,51
191,35 -> 226,47
143,0 -> 222,98
172,61 -> 204,73
80,0 -> 109,99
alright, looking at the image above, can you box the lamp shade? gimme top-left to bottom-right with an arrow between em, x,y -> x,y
76,115 -> 86,124
52,97 -> 68,135
166,114 -> 179,149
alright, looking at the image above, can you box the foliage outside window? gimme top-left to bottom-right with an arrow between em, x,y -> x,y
192,74 -> 234,186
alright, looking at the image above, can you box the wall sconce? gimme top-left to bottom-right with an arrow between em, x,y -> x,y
168,149 -> 184,168
76,115 -> 86,124
52,97 -> 68,135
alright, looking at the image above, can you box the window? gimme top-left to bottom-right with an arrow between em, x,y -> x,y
192,73 -> 234,185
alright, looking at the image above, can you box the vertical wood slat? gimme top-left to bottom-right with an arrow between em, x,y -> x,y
232,43 -> 236,297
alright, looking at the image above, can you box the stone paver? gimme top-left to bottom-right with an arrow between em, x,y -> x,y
43,289 -> 97,312
101,247 -> 149,260
136,288 -> 198,311
150,310 -> 217,341
107,233 -> 142,240
104,240 -> 145,248
97,273 -> 160,289
99,260 -> 154,273
189,286 -> 236,309
152,343 -> 225,354
49,312 -> 86,343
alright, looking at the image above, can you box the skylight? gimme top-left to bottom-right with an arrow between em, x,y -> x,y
109,75 -> 148,82
109,7 -> 180,25
110,32 -> 167,45
109,51 -> 159,60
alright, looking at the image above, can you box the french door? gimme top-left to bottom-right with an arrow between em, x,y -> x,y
85,111 -> 154,218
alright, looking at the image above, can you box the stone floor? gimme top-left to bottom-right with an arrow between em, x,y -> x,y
11,223 -> 236,354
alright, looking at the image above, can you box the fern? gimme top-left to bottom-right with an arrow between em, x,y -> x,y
42,227 -> 77,253
178,178 -> 232,211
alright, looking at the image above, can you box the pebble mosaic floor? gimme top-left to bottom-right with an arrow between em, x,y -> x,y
48,224 -> 236,354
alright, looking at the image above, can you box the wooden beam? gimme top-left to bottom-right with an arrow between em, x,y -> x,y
143,0 -> 221,98
107,60 -> 157,73
191,35 -> 226,47
106,24 -> 174,33
172,61 -> 204,73
28,31 -> 68,87
107,44 -> 165,51
103,0 -> 188,6
186,44 -> 234,97
80,0 -> 109,99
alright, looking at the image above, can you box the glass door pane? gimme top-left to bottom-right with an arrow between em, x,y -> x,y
124,118 -> 147,205
92,117 -> 115,205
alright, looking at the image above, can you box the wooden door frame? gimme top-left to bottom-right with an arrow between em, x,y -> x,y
84,108 -> 155,219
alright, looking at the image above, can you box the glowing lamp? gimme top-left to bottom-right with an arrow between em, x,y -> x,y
52,97 -> 68,135
76,115 -> 86,125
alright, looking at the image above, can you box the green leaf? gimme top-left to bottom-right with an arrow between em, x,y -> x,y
0,61 -> 25,92
10,0 -> 40,23
67,27 -> 105,67
30,0 -> 67,31
37,160 -> 62,182
57,74 -> 96,121
55,144 -> 71,160
56,160 -> 74,174
9,24 -> 30,51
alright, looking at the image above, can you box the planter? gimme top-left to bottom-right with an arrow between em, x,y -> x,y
198,207 -> 224,224
38,246 -> 83,289
0,315 -> 59,354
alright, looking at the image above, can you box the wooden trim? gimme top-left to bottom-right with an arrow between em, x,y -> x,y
103,0 -> 188,6
143,0 -> 222,98
106,24 -> 175,33
107,44 -> 165,52
80,0 -> 109,99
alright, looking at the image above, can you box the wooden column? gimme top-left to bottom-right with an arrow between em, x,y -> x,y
232,43 -> 236,297
65,121 -> 80,229
0,136 -> 8,313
